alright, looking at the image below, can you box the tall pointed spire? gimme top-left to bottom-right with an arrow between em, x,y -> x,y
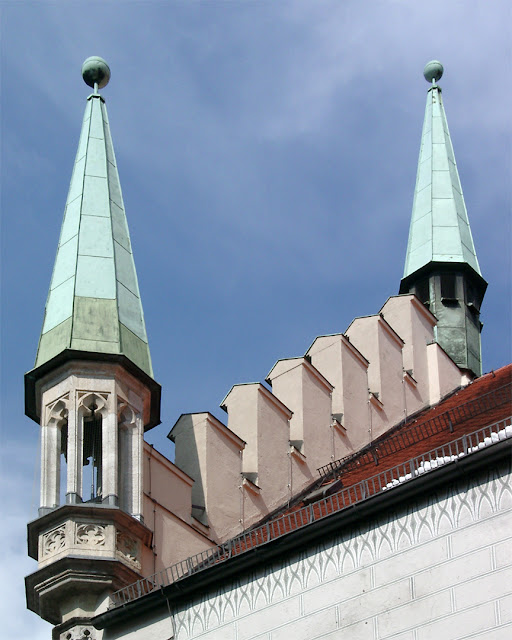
400,61 -> 487,376
402,60 -> 481,279
26,57 -> 160,429
25,59 -> 159,636
35,56 -> 153,377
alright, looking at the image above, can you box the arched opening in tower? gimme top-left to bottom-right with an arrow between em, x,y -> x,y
59,419 -> 68,505
82,407 -> 103,503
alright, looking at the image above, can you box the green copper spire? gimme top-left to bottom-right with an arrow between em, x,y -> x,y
400,62 -> 486,377
35,57 -> 153,377
402,61 -> 481,280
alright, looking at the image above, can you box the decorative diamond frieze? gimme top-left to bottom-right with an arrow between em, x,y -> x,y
173,461 -> 511,639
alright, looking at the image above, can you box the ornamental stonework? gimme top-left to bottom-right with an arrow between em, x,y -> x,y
60,625 -> 95,640
42,525 -> 66,557
118,399 -> 137,428
77,391 -> 109,417
46,394 -> 69,426
76,523 -> 106,547
116,531 -> 141,568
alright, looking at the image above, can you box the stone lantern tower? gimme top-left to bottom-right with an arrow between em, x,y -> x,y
24,57 -> 161,640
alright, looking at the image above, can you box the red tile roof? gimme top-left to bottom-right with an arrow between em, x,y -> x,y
316,364 -> 511,491
224,364 -> 512,555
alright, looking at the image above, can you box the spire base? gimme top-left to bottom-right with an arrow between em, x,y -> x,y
25,349 -> 161,430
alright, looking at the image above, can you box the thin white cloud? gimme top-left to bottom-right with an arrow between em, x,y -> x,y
0,440 -> 50,640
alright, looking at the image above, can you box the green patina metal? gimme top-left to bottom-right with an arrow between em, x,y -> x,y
402,76 -> 481,280
35,78 -> 153,378
400,63 -> 487,377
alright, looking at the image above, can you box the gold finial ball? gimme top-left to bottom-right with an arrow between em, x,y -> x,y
423,60 -> 444,83
82,56 -> 111,89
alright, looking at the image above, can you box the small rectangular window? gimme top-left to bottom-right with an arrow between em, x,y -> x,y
441,274 -> 457,300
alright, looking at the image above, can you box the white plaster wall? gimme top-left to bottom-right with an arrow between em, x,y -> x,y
381,295 -> 435,417
427,342 -> 464,405
145,500 -> 214,575
307,334 -> 369,454
205,422 -> 244,541
142,444 -> 214,575
347,316 -> 406,440
268,358 -> 333,471
104,458 -> 512,640
102,609 -> 173,640
143,444 -> 194,523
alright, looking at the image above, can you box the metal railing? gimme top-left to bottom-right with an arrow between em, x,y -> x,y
109,415 -> 511,609
318,382 -> 511,478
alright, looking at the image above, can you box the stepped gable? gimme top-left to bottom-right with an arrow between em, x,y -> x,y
104,363 -> 511,614
284,363 -> 512,515
230,362 -> 511,544
165,291 -> 465,544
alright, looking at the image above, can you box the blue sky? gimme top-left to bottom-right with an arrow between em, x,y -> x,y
1,2 -> 510,638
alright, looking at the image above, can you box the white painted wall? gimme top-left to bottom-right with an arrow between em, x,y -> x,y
267,357 -> 333,471
104,458 -> 512,640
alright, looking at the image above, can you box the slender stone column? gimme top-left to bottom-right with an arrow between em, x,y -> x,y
66,394 -> 82,503
39,423 -> 60,515
132,415 -> 144,519
118,403 -> 142,517
118,421 -> 130,513
102,400 -> 119,506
